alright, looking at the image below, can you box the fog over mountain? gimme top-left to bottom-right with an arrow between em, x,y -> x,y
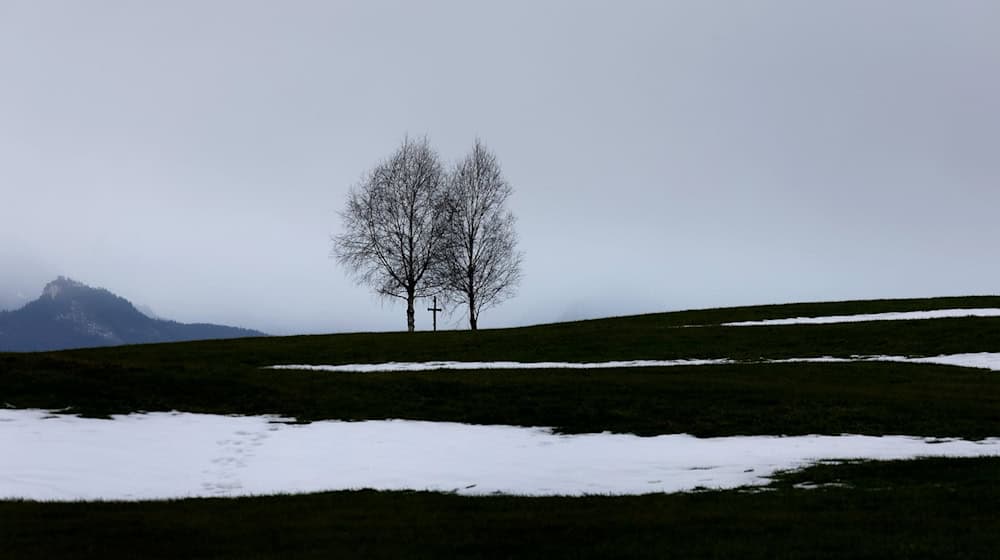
1,1 -> 998,334
0,247 -> 55,312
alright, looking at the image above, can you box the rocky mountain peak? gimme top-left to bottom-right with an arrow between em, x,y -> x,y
42,276 -> 89,300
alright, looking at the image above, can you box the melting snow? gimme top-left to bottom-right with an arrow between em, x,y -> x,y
721,308 -> 1000,326
767,353 -> 1000,372
2,409 -> 999,501
269,353 -> 1000,373
904,353 -> 1000,371
270,359 -> 733,373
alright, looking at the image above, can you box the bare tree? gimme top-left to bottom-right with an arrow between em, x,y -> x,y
435,139 -> 522,330
333,137 -> 448,332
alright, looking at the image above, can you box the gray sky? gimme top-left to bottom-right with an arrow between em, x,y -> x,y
2,1 -> 998,334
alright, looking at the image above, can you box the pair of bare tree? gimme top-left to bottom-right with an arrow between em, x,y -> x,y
333,137 -> 522,332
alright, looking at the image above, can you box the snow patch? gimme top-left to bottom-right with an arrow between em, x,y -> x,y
771,353 -> 1000,372
905,353 -> 1000,371
270,359 -> 733,373
1,410 -> 998,501
721,308 -> 1000,326
268,353 -> 1000,373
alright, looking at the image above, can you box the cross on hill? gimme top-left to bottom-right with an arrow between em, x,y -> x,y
427,296 -> 443,332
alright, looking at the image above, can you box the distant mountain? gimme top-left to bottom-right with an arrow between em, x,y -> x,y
0,277 -> 266,352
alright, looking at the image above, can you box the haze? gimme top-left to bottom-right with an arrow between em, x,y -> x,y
2,1 -> 998,335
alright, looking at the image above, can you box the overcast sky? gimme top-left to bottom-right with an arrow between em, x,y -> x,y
1,1 -> 998,334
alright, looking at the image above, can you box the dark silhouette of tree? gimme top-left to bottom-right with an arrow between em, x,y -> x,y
435,140 -> 522,330
333,137 -> 448,332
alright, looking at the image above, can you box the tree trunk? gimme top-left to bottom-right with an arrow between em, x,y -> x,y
468,297 -> 477,331
406,293 -> 416,333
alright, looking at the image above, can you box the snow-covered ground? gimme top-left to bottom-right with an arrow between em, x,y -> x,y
903,353 -> 1000,370
269,353 -> 1000,373
270,359 -> 733,373
721,308 -> 1000,326
771,353 -> 1000,372
2,409 -> 999,501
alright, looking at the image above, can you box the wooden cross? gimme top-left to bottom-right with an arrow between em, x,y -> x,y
427,296 -> 443,332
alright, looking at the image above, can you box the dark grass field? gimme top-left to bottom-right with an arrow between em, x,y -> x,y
2,296 -> 1000,558
2,458 -> 999,559
3,362 -> 1000,438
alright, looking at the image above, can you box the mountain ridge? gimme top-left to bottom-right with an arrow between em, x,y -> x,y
0,277 -> 266,352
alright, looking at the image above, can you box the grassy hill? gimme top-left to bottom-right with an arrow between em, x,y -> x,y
2,295 -> 1000,558
3,295 -> 1000,437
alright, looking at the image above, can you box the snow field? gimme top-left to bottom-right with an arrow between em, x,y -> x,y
3,409 -> 999,501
